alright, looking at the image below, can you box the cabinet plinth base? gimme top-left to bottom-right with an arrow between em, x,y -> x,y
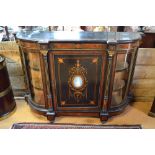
25,94 -> 131,123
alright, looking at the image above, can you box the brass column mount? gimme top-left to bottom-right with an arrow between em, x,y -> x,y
102,43 -> 116,111
108,42 -> 116,57
108,50 -> 115,57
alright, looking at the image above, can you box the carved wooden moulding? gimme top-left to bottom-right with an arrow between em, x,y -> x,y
15,31 -> 141,122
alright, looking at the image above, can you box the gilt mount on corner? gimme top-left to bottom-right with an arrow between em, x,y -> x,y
15,31 -> 141,122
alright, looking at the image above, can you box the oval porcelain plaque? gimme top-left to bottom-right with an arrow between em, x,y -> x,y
73,76 -> 83,88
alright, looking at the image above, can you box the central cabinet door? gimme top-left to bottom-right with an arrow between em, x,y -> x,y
49,44 -> 107,114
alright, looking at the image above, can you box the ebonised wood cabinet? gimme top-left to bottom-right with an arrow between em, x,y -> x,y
15,31 -> 141,122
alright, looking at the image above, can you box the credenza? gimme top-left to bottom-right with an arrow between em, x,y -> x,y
15,31 -> 141,122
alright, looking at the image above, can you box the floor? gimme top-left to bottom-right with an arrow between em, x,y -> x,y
0,100 -> 155,129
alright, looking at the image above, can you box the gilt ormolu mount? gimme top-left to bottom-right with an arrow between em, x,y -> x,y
15,31 -> 141,122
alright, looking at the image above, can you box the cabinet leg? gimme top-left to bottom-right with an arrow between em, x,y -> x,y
47,115 -> 55,123
100,112 -> 109,123
46,112 -> 55,123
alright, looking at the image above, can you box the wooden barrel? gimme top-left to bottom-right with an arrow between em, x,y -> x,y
0,56 -> 16,118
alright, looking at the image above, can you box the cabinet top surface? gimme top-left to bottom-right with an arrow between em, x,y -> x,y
16,31 -> 141,43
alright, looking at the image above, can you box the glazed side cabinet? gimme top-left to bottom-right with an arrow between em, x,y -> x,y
15,31 -> 141,122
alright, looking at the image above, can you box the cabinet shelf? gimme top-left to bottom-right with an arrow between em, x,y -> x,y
111,94 -> 122,106
113,79 -> 125,91
32,85 -> 43,91
116,62 -> 128,72
29,64 -> 40,71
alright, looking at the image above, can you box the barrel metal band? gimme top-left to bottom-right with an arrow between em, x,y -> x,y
0,61 -> 6,70
0,85 -> 12,98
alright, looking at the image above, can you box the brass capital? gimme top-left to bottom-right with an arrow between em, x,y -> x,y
40,50 -> 48,56
108,51 -> 115,57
